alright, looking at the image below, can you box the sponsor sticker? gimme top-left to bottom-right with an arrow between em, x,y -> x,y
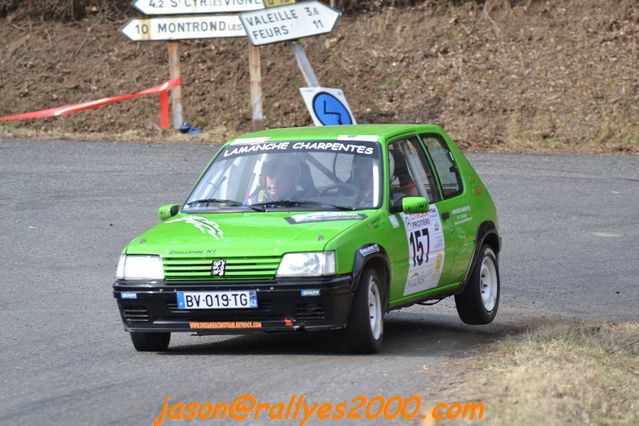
400,205 -> 446,296
359,244 -> 380,257
189,321 -> 262,329
451,205 -> 473,226
166,216 -> 224,240
221,140 -> 380,159
285,212 -> 366,224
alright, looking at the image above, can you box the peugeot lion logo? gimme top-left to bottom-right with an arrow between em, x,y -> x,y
212,260 -> 226,276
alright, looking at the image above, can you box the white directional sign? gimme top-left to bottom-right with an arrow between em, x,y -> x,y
119,15 -> 245,41
239,1 -> 341,46
132,0 -> 264,15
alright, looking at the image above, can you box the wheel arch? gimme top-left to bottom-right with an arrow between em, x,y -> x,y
351,244 -> 391,311
481,223 -> 501,254
457,221 -> 501,294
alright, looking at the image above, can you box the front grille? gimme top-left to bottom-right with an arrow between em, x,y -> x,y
166,302 -> 181,313
123,307 -> 150,323
296,303 -> 325,321
163,256 -> 281,281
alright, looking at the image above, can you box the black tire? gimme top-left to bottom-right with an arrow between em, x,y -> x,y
130,332 -> 171,352
346,268 -> 385,354
455,245 -> 500,325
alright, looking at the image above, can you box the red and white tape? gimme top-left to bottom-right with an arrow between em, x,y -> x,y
0,78 -> 181,129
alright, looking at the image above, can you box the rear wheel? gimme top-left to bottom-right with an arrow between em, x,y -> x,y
130,332 -> 171,352
455,245 -> 500,325
346,268 -> 385,354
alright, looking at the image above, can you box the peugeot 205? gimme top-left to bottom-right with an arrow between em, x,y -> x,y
113,124 -> 501,353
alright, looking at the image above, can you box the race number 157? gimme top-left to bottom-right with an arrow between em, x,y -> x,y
409,228 -> 430,266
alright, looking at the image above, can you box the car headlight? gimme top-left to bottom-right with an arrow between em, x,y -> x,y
116,255 -> 164,280
276,252 -> 336,277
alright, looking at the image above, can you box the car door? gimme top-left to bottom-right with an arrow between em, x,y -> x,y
385,135 -> 459,303
419,132 -> 473,285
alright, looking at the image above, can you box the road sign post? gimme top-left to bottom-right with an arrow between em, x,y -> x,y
291,41 -> 319,87
248,43 -> 264,129
167,42 -> 184,130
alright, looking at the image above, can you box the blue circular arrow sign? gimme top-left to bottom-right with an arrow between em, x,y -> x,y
312,92 -> 353,126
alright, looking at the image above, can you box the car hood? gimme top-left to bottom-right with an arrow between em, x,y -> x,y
124,211 -> 370,257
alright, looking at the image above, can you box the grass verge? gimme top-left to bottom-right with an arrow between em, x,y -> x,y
0,125 -> 233,145
447,321 -> 639,425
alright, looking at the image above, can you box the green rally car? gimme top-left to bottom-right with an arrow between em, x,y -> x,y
113,124 -> 501,353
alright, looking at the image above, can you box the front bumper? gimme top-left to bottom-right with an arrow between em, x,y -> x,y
113,276 -> 353,333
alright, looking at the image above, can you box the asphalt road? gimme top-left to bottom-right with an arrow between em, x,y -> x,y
0,139 -> 637,425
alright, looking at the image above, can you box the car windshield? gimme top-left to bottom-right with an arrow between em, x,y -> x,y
184,139 -> 383,212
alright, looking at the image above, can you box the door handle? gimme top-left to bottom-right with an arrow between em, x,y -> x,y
441,212 -> 450,220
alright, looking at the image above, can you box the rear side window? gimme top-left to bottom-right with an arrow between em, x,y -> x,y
420,134 -> 463,198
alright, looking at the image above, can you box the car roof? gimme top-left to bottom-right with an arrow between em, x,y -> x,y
228,124 -> 445,146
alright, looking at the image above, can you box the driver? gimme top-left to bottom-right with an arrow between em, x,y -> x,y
245,156 -> 302,205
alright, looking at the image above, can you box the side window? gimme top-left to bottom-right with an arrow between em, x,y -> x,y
388,137 -> 440,203
420,134 -> 463,198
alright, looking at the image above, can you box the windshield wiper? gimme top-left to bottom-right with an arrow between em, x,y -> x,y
250,200 -> 354,211
185,198 -> 262,211
186,198 -> 243,206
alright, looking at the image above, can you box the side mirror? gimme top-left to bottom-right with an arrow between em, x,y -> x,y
158,203 -> 180,221
401,196 -> 430,213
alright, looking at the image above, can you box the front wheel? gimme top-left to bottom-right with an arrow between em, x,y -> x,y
346,268 -> 385,354
130,332 -> 171,352
455,245 -> 500,325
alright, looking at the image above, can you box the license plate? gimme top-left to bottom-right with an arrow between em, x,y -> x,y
176,290 -> 258,310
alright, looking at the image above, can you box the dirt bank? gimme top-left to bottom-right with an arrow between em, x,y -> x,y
0,0 -> 637,152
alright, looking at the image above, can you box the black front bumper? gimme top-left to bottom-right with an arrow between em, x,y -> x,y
113,276 -> 353,333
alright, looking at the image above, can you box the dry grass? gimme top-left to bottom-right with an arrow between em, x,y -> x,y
446,322 -> 639,425
0,123 -> 232,145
